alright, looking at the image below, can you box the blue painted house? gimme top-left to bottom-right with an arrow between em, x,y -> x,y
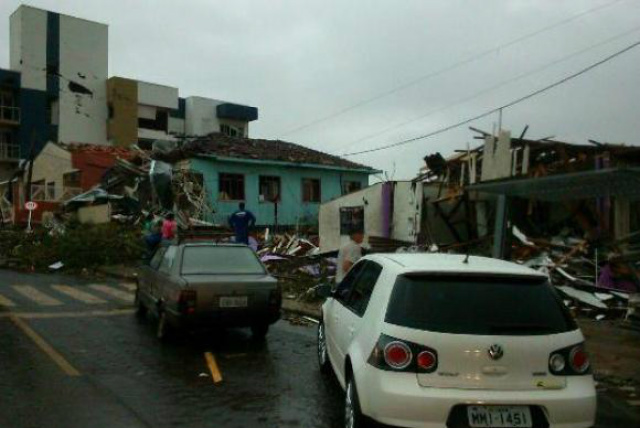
162,133 -> 378,227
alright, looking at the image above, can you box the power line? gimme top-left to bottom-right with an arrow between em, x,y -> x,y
340,23 -> 640,150
342,38 -> 640,157
277,0 -> 628,138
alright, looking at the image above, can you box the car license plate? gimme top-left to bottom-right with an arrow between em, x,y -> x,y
467,406 -> 532,428
219,296 -> 248,308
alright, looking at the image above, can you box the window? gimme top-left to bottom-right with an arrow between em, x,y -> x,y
342,181 -> 362,195
219,173 -> 245,201
46,98 -> 59,126
46,182 -> 55,201
259,176 -> 280,202
181,246 -> 266,275
345,261 -> 382,316
302,178 -> 321,203
31,179 -> 46,201
336,260 -> 366,302
220,123 -> 244,137
0,130 -> 19,159
138,107 -> 168,131
63,171 -> 82,188
149,247 -> 167,270
339,206 -> 364,235
158,246 -> 177,274
385,276 -> 577,335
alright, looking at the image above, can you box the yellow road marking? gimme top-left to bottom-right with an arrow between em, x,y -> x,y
0,309 -> 134,319
13,285 -> 62,306
204,352 -> 223,384
88,284 -> 132,302
0,293 -> 16,307
9,315 -> 80,376
51,285 -> 107,304
118,282 -> 137,292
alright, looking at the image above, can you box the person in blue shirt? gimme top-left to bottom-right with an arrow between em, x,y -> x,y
228,202 -> 256,245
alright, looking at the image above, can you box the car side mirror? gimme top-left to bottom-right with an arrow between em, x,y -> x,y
315,283 -> 334,299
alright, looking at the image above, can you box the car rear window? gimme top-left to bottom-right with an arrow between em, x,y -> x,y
181,246 -> 266,275
385,275 -> 576,335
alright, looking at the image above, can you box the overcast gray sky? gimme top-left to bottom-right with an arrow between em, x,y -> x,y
2,0 -> 640,179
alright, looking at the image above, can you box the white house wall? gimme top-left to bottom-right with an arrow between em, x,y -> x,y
58,14 -> 108,144
391,181 -> 422,243
319,183 -> 384,252
137,81 -> 178,110
10,6 -> 47,90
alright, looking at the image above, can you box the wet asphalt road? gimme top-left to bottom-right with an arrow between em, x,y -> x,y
1,269 -> 639,428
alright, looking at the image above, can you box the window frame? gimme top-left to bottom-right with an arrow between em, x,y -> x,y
342,180 -> 363,195
344,261 -> 383,317
158,246 -> 178,275
149,246 -> 167,270
302,178 -> 321,203
218,172 -> 245,201
259,175 -> 281,203
335,260 -> 366,305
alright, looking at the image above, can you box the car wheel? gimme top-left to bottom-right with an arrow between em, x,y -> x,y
134,290 -> 147,318
317,321 -> 331,373
345,374 -> 367,428
251,324 -> 269,340
156,311 -> 172,340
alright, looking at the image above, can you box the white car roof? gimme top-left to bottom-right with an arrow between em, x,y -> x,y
366,253 -> 546,278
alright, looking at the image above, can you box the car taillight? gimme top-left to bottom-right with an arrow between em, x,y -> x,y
549,343 -> 590,376
417,350 -> 437,371
384,342 -> 412,369
178,290 -> 197,314
368,334 -> 438,373
569,346 -> 590,374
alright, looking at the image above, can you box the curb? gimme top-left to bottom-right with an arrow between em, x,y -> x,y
282,299 -> 322,319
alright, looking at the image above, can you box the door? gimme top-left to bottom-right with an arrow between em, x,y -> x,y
156,245 -> 178,306
139,246 -> 167,306
332,261 -> 383,383
326,261 -> 366,373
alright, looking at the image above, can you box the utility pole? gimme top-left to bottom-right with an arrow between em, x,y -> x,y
24,131 -> 37,202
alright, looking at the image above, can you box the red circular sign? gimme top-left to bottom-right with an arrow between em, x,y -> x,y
25,201 -> 38,211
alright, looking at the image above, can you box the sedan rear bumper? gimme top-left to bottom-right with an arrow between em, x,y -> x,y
166,307 -> 281,330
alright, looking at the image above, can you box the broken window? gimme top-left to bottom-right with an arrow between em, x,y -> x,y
63,171 -> 82,188
302,178 -> 321,203
259,176 -> 280,202
220,123 -> 244,137
342,180 -> 362,195
340,206 -> 364,235
219,173 -> 245,201
46,182 -> 55,201
138,107 -> 169,131
31,179 -> 46,201
0,130 -> 19,159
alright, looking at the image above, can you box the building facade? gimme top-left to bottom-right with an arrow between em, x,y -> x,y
0,5 -> 258,177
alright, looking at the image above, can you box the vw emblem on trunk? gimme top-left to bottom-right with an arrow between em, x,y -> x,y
488,344 -> 504,360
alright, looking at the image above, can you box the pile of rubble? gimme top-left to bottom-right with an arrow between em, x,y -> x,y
510,226 -> 640,326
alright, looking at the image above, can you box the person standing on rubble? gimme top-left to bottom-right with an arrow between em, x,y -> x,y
162,213 -> 177,241
228,202 -> 256,245
336,228 -> 364,285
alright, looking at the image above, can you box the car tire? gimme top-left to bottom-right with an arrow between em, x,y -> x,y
156,310 -> 172,341
317,321 -> 331,373
251,324 -> 269,340
134,289 -> 147,318
345,373 -> 367,428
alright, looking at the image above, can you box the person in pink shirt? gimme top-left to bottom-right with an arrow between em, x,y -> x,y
161,213 -> 177,240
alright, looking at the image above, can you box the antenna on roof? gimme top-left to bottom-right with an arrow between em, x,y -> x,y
463,246 -> 470,264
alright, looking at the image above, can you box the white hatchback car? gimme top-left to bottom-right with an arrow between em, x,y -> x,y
317,254 -> 596,428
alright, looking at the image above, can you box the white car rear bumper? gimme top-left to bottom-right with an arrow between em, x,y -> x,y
355,366 -> 596,428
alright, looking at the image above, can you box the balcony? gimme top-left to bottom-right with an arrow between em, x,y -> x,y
0,105 -> 20,126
